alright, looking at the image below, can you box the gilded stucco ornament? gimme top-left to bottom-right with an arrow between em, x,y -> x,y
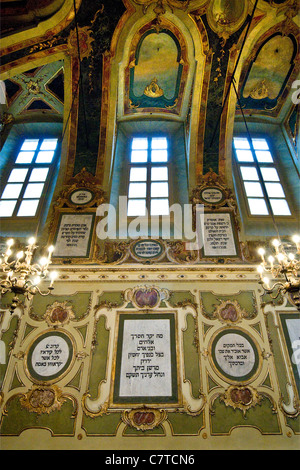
213,300 -> 250,324
144,78 -> 164,98
67,25 -> 94,59
218,385 -> 262,416
19,384 -> 66,414
44,301 -> 75,327
122,407 -> 167,431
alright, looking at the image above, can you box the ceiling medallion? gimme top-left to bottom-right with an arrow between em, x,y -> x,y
206,0 -> 249,43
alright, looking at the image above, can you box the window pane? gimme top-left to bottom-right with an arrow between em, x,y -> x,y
1,183 -> 23,199
40,139 -> 57,150
127,199 -> 146,216
151,167 -> 168,181
244,182 -> 264,197
129,167 -> 147,181
270,199 -> 291,216
8,168 -> 28,182
248,198 -> 269,215
0,200 -> 17,216
235,149 -> 253,162
21,139 -> 39,151
255,150 -> 273,163
151,150 -> 168,162
151,137 -> 168,149
128,182 -> 147,198
132,138 -> 148,150
151,198 -> 169,215
16,151 -> 35,164
17,199 -> 39,216
252,139 -> 269,150
240,166 -> 259,181
36,151 -> 54,163
151,182 -> 169,197
131,150 -> 148,163
23,183 -> 44,199
265,182 -> 285,198
29,168 -> 49,182
260,167 -> 279,181
234,138 -> 250,149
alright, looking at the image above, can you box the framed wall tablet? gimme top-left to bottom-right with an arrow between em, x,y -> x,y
112,313 -> 179,405
53,212 -> 95,258
25,330 -> 75,384
199,210 -> 240,259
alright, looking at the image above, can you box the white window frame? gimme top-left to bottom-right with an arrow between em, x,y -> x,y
233,135 -> 292,218
127,135 -> 171,217
0,137 -> 59,218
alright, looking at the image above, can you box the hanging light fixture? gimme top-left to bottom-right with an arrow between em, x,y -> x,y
257,235 -> 300,310
0,237 -> 58,313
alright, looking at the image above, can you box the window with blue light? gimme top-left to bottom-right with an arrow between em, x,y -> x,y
127,136 -> 170,217
233,136 -> 291,217
0,137 -> 58,218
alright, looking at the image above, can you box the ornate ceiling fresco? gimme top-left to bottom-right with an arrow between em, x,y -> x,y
238,29 -> 299,116
4,61 -> 64,117
125,24 -> 189,115
0,0 -> 299,178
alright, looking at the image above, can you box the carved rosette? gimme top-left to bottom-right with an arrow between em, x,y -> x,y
122,407 -> 167,431
20,384 -> 66,414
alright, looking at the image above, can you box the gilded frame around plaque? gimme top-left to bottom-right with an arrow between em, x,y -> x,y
209,327 -> 262,385
110,311 -> 182,409
48,167 -> 105,263
24,329 -> 76,385
122,407 -> 167,431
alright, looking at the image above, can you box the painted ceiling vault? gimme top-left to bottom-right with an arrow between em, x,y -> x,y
0,0 -> 299,453
0,0 -> 299,176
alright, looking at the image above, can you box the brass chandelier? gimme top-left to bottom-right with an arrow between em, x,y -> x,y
257,235 -> 300,310
0,237 -> 58,313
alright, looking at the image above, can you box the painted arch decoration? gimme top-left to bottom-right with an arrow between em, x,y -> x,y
125,20 -> 189,115
238,31 -> 298,115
